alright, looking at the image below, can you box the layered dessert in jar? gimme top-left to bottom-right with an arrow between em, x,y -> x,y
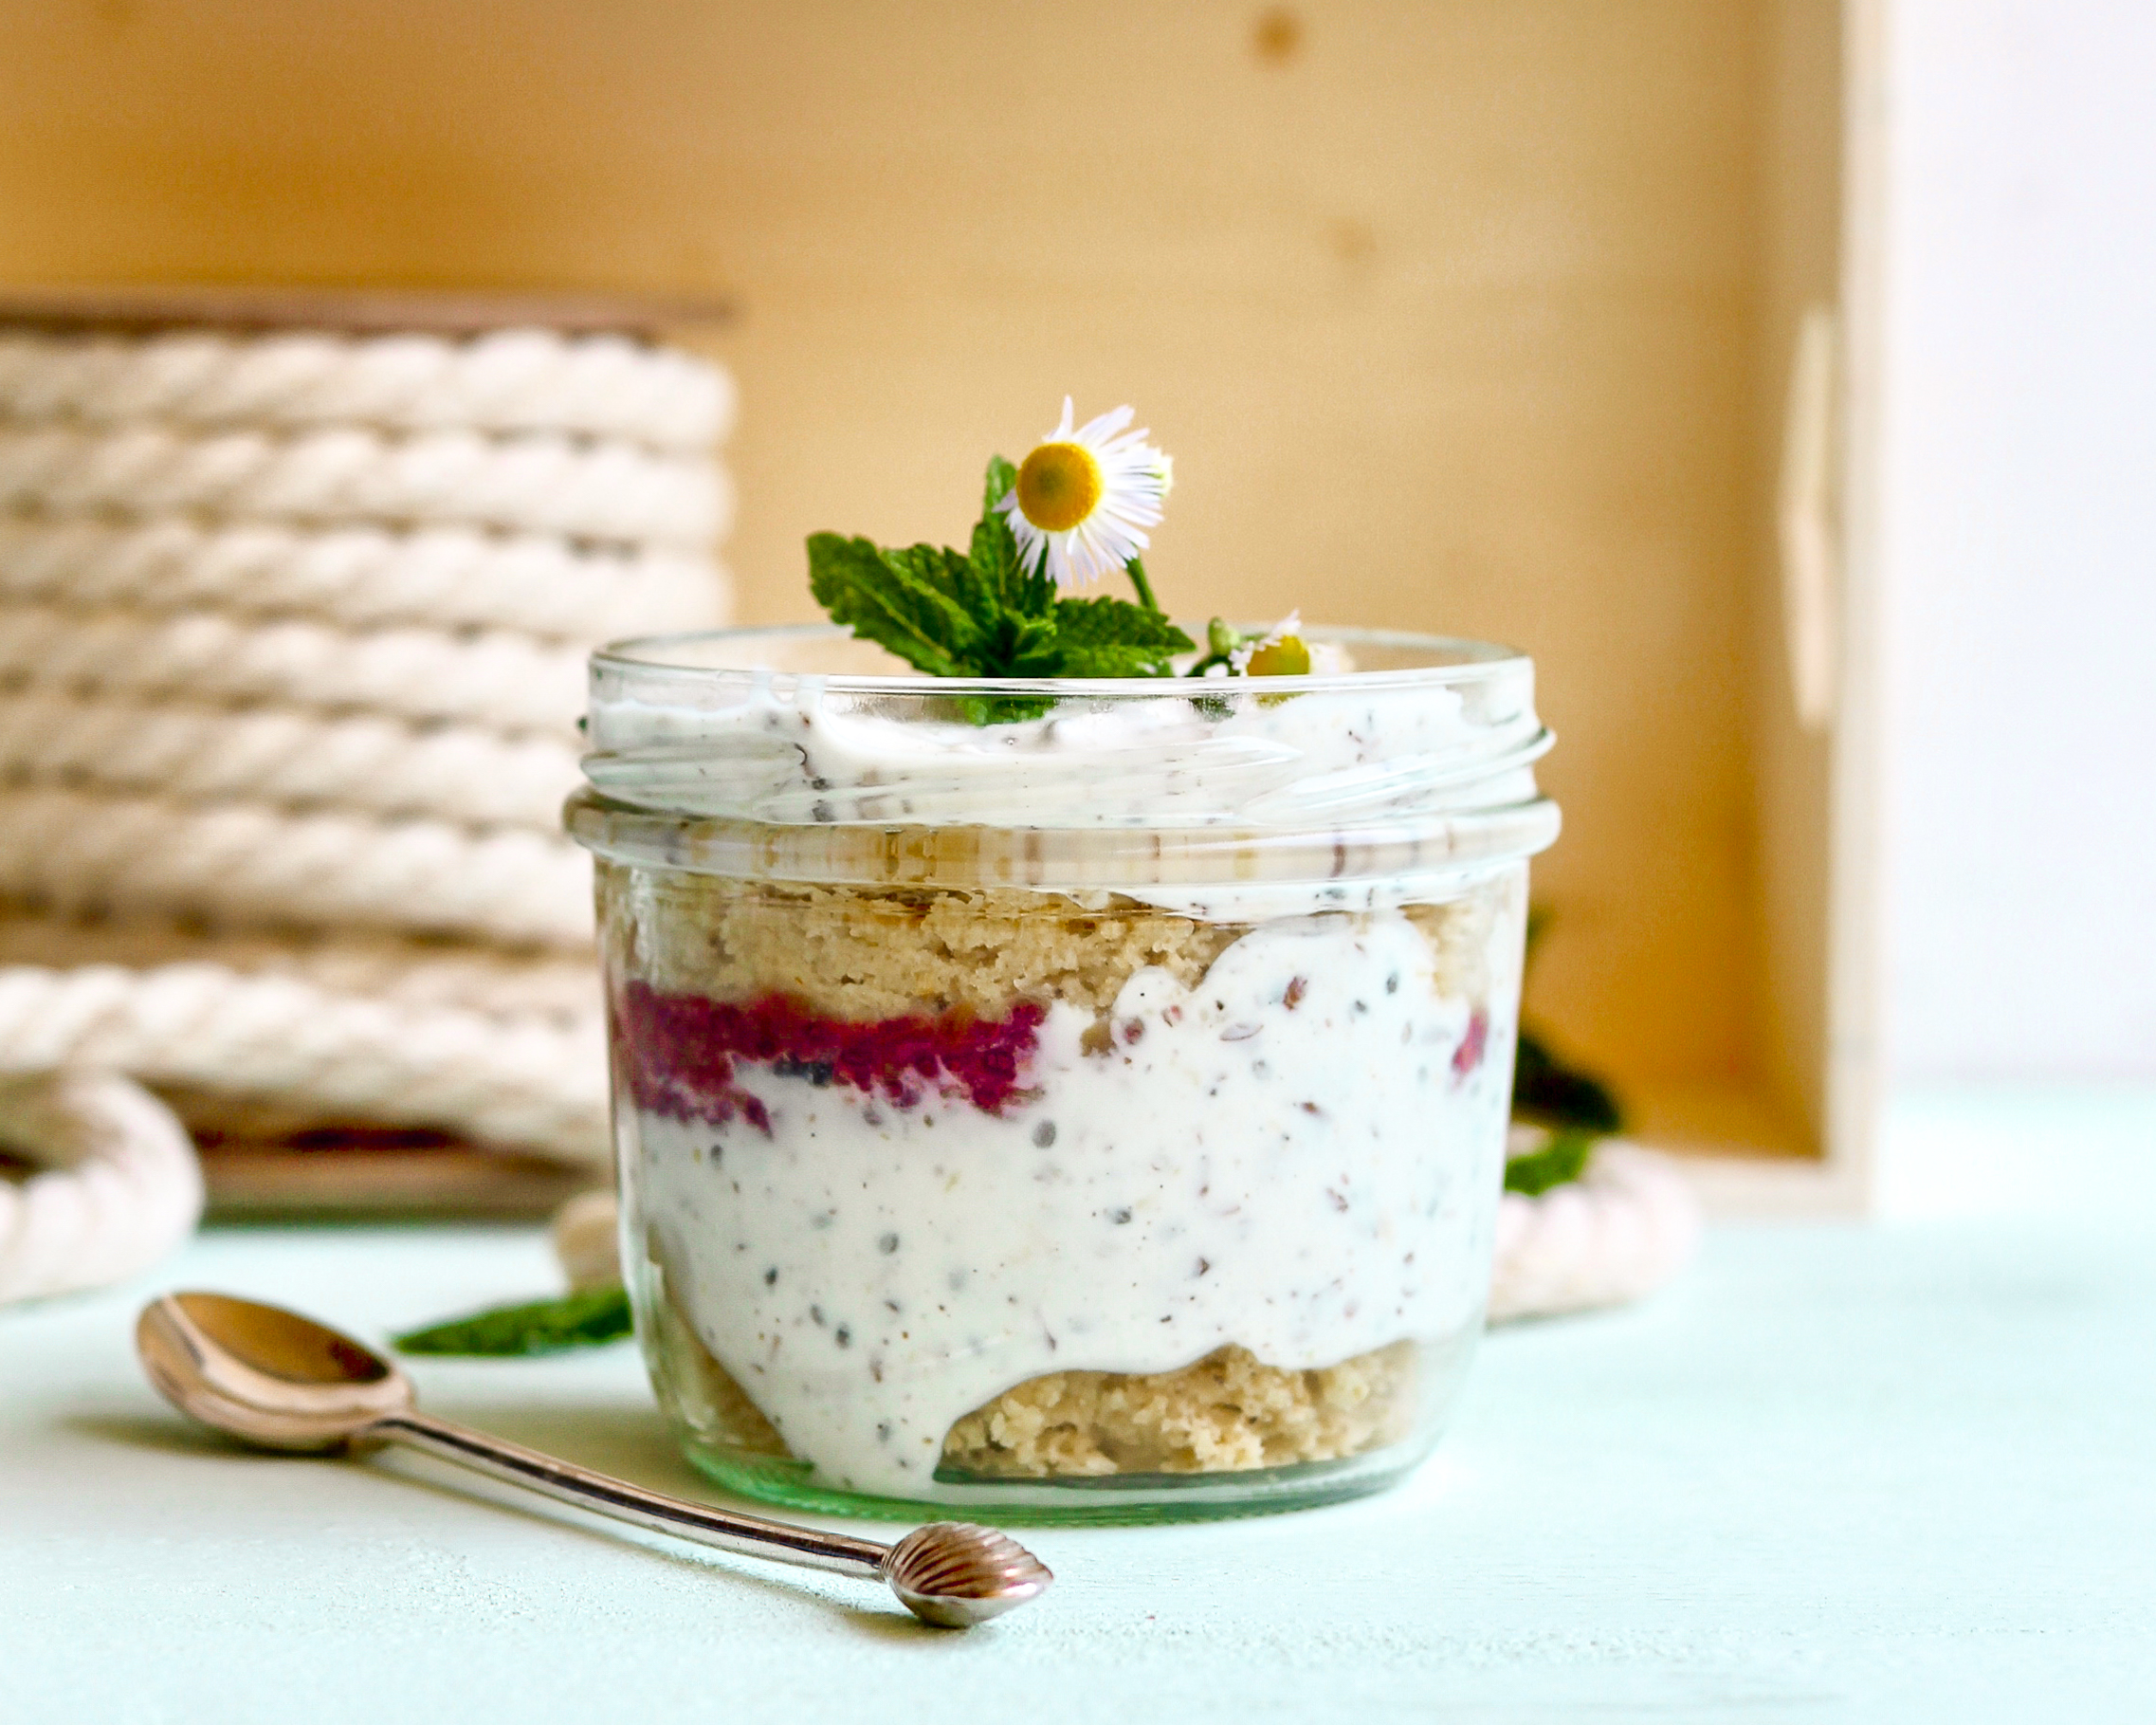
568,408 -> 1558,1519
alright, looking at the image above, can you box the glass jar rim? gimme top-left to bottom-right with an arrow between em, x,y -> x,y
574,621 -> 1558,892
591,620 -> 1531,700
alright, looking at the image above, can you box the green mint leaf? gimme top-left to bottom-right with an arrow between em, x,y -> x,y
1503,1129 -> 1597,1198
892,541 -> 994,650
971,455 -> 1051,617
807,454 -> 1189,707
958,692 -> 1057,725
877,542 -> 989,664
1055,643 -> 1180,678
1511,1029 -> 1624,1133
977,610 -> 1063,677
808,532 -> 978,678
968,510 -> 1017,605
393,1284 -> 633,1356
1053,596 -> 1194,653
1051,596 -> 1194,677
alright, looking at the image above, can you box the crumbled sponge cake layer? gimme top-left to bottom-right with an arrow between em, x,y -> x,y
652,1264 -> 1416,1478
648,1233 -> 1420,1479
613,864 -> 1510,1481
940,1342 -> 1419,1477
599,864 -> 1502,1022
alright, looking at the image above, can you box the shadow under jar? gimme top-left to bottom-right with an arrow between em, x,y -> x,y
568,625 -> 1559,1524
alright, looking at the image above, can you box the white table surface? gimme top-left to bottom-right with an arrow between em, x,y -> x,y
5,1219 -> 2153,1724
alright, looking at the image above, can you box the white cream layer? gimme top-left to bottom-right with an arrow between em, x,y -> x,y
636,911 -> 1512,1497
589,670 -> 1547,835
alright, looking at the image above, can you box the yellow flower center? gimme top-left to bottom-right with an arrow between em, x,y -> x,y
1246,635 -> 1311,677
1014,442 -> 1104,533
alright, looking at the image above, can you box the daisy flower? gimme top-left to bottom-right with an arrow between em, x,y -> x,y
1229,611 -> 1343,677
999,398 -> 1174,588
1232,611 -> 1311,677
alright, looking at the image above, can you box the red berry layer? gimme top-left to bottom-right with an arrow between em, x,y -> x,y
613,982 -> 1046,1132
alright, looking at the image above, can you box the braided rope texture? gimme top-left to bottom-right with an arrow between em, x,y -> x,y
0,1068 -> 204,1305
0,602 -> 587,732
0,689 -> 581,828
1488,1142 -> 1703,1322
553,1188 -> 621,1291
0,424 -> 730,549
0,327 -> 734,451
0,915 -> 598,1023
0,788 -> 591,947
0,962 -> 607,1165
0,518 -> 726,640
0,321 -> 732,1192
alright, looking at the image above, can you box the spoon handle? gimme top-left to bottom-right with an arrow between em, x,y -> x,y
364,1409 -> 890,1581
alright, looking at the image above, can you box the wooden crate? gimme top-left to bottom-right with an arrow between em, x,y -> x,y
0,0 -> 1880,1210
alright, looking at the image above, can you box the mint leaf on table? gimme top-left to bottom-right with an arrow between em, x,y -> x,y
393,1284 -> 633,1357
808,457 -> 1193,703
1503,1129 -> 1597,1198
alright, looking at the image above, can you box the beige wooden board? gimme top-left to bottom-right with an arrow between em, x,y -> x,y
0,284 -> 731,335
1746,0 -> 1844,1158
200,1143 -> 594,1221
0,1 -> 1851,1177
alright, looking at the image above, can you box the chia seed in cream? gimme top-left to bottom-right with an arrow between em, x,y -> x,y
626,908 -> 1515,1496
583,637 -> 1552,839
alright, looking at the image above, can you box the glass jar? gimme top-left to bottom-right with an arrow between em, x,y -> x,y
568,624 -> 1558,1524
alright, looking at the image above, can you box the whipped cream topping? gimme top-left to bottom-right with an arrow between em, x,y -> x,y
583,628 -> 1552,834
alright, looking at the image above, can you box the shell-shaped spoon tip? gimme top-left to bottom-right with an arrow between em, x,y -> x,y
881,1521 -> 1052,1628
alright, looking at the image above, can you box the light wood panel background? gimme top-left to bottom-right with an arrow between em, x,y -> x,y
0,0 -> 1840,1149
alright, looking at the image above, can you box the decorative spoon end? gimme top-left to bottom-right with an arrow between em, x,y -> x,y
881,1521 -> 1052,1627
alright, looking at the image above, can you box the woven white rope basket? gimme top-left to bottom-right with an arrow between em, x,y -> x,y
0,309 -> 732,1300
0,424 -> 731,549
0,788 -> 593,946
0,518 -> 728,642
1489,1140 -> 1703,1322
0,689 -> 582,828
0,326 -> 734,451
0,917 -> 608,1172
0,1069 -> 203,1305
0,602 -> 591,732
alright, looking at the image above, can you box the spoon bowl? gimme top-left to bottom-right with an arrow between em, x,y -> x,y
137,1291 -> 415,1450
137,1291 -> 1051,1627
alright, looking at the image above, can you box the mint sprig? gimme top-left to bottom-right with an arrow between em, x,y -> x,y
1051,590 -> 1196,678
393,1284 -> 633,1356
809,457 -> 1194,693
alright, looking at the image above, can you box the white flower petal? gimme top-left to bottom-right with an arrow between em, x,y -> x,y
1078,405 -> 1135,444
1010,400 -> 1174,586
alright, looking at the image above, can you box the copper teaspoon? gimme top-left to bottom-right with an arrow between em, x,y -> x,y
136,1290 -> 1051,1628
